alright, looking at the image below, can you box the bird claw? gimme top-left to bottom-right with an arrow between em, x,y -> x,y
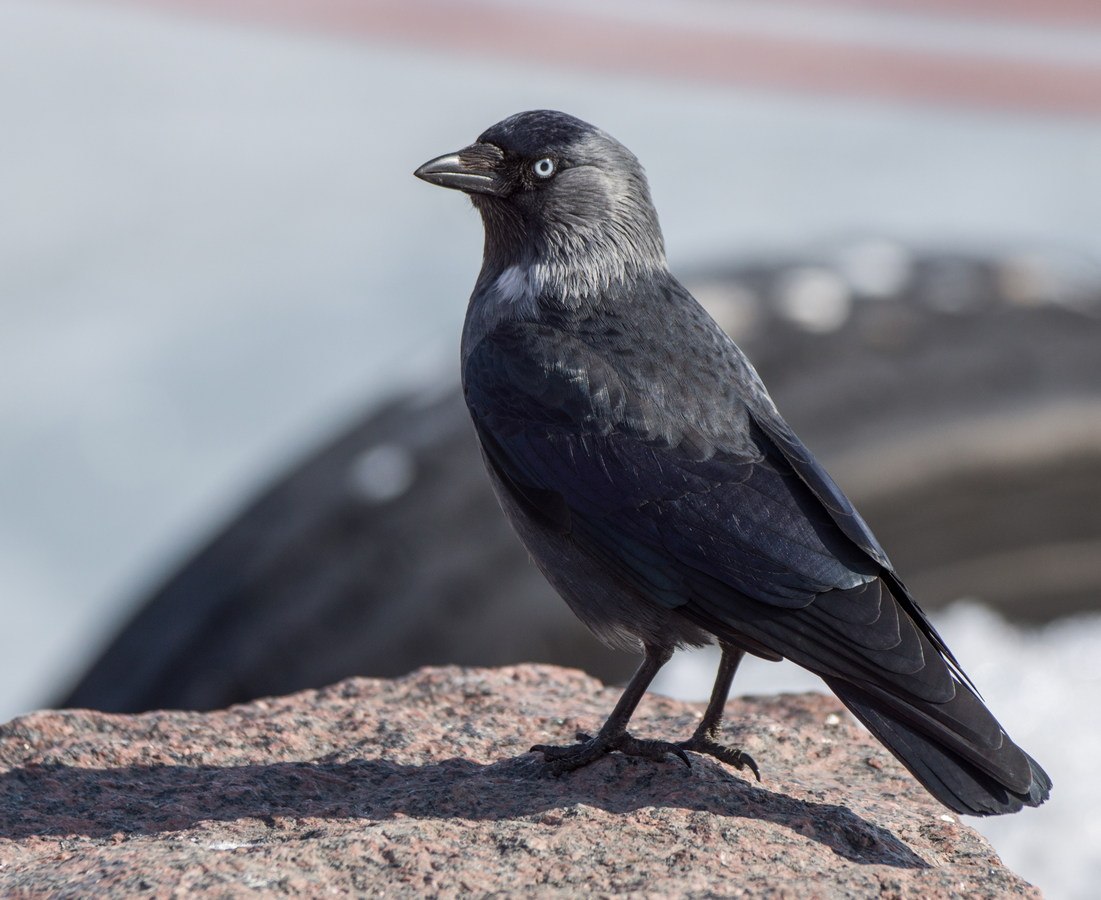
531,730 -> 693,774
678,734 -> 761,782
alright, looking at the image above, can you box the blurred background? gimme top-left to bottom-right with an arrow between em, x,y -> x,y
3,0 -> 1100,895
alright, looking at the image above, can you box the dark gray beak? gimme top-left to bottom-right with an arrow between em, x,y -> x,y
414,143 -> 507,196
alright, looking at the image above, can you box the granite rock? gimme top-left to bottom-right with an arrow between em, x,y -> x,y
3,666 -> 1038,897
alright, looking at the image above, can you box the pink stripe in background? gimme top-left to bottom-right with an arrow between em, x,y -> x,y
794,0 -> 1101,26
130,0 -> 1101,116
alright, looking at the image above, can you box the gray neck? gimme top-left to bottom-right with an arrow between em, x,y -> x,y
512,225 -> 667,303
469,190 -> 667,313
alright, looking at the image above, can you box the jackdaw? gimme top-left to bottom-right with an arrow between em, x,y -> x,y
414,110 -> 1051,816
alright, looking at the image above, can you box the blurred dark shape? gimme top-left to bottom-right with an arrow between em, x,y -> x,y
62,387 -> 617,713
60,244 -> 1101,713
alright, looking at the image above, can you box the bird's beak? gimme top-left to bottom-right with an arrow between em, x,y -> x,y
414,143 -> 507,196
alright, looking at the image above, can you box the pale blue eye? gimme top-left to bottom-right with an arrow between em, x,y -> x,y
532,158 -> 556,179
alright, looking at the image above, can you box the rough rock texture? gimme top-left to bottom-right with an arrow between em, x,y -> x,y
5,666 -> 1037,897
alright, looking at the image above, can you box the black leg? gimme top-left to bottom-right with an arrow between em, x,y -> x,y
531,644 -> 692,772
694,643 -> 745,740
678,644 -> 760,780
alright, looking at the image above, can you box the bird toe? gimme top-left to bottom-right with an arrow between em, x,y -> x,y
679,735 -> 762,781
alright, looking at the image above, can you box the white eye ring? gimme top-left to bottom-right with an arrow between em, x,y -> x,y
532,158 -> 556,179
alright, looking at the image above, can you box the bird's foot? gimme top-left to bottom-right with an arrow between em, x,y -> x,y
531,730 -> 691,775
677,733 -> 761,781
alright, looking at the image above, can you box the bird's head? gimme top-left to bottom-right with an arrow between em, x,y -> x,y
415,110 -> 667,302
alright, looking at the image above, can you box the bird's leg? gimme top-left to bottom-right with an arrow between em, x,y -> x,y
531,645 -> 693,773
677,644 -> 761,781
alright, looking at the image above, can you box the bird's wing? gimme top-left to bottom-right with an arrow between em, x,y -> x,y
745,407 -> 890,569
463,321 -> 961,703
746,405 -> 973,688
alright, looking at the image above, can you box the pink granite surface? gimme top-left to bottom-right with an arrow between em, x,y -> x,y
0,665 -> 1037,897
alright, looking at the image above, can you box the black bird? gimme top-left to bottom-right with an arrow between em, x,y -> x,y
414,110 -> 1051,816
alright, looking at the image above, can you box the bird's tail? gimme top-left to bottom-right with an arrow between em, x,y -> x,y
822,675 -> 1051,816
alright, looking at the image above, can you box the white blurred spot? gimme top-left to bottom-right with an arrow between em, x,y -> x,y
775,267 -> 852,332
689,280 -> 761,340
835,239 -> 912,298
998,250 -> 1101,311
349,444 -> 416,504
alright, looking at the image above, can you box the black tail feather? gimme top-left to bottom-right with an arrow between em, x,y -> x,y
826,677 -> 1052,816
